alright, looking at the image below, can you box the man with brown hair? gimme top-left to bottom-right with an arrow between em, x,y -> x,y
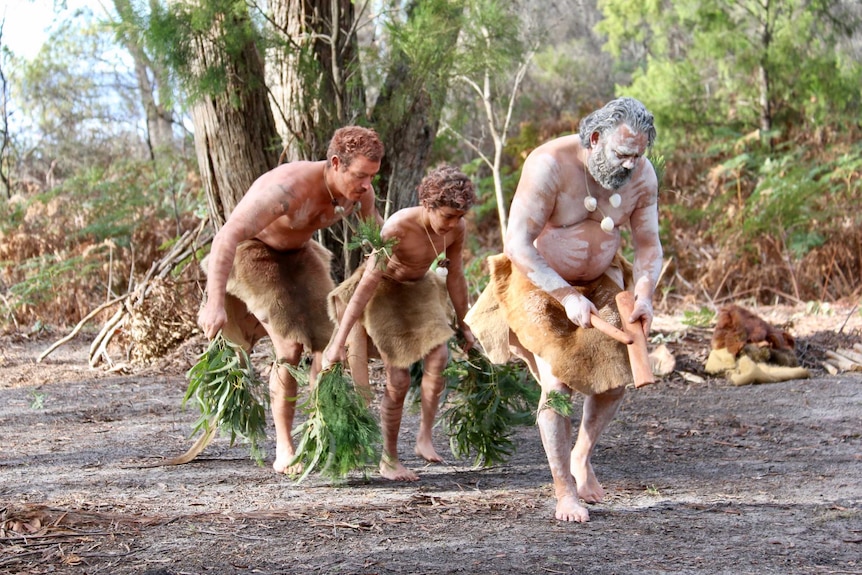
198,126 -> 384,474
324,165 -> 476,481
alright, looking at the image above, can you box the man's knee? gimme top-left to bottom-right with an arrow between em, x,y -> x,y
424,344 -> 449,371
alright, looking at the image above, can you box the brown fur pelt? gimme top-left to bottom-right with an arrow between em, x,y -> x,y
711,304 -> 798,367
328,264 -> 454,369
202,239 -> 335,352
466,254 -> 632,395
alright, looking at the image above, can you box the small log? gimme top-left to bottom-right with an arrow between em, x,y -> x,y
836,347 -> 862,365
821,361 -> 839,376
615,291 -> 656,388
825,351 -> 858,372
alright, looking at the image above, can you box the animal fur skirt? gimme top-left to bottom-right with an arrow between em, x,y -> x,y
212,239 -> 336,352
465,253 -> 632,395
328,264 -> 455,369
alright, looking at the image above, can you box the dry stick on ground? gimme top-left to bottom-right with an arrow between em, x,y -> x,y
36,218 -> 213,366
37,294 -> 127,363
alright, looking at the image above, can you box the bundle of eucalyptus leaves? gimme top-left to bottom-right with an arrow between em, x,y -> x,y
441,346 -> 539,467
286,361 -> 381,483
183,333 -> 268,465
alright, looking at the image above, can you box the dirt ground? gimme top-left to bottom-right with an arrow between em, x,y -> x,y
1,303 -> 861,575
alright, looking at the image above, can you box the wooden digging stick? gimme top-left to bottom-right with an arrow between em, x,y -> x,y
615,291 -> 656,388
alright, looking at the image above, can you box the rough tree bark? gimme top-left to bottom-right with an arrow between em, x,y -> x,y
189,8 -> 280,229
370,1 -> 463,216
268,0 -> 366,162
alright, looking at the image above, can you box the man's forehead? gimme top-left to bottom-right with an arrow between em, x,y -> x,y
435,206 -> 467,217
606,124 -> 648,152
350,156 -> 381,172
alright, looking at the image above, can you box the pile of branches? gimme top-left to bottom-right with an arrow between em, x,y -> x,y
38,218 -> 213,368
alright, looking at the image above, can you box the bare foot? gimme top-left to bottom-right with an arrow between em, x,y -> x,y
379,457 -> 419,481
414,439 -> 443,463
273,446 -> 302,475
571,457 -> 605,503
555,494 -> 590,522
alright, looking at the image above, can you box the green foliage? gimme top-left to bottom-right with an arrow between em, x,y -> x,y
287,362 -> 382,484
0,156 -> 203,327
29,391 -> 46,410
144,0 -> 262,103
599,0 -> 862,146
541,390 -> 573,418
184,334 -> 269,465
701,141 -> 862,259
681,307 -> 715,328
442,349 -> 538,467
346,217 -> 398,270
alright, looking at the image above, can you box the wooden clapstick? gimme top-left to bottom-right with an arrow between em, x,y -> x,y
614,291 -> 656,388
589,314 -> 633,345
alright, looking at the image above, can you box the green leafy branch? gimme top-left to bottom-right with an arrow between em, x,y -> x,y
540,390 -> 573,418
345,216 -> 398,270
442,348 -> 538,468
183,333 -> 269,465
286,362 -> 382,484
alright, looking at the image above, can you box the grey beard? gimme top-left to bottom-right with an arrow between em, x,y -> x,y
588,146 -> 633,191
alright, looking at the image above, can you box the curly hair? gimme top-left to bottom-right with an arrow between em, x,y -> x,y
418,165 -> 476,211
578,97 -> 656,149
327,126 -> 385,166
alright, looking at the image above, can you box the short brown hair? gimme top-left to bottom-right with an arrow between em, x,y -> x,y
418,165 -> 476,211
327,126 -> 384,166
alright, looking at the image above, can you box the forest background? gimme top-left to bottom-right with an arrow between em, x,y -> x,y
1,0 -> 861,363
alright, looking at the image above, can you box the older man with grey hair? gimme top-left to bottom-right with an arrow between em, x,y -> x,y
466,97 -> 662,522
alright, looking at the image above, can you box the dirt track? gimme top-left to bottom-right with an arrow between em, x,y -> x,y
1,309 -> 861,575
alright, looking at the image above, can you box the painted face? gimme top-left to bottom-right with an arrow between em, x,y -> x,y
588,124 -> 647,191
336,156 -> 381,201
429,206 -> 466,235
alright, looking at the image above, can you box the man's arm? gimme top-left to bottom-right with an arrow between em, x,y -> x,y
324,256 -> 385,365
444,224 -> 475,350
503,154 -> 597,327
198,171 -> 292,339
627,170 -> 663,334
357,187 -> 384,227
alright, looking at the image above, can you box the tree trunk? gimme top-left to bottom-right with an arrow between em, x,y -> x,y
267,0 -> 368,281
371,1 -> 463,215
188,11 -> 280,229
268,0 -> 365,162
112,0 -> 177,161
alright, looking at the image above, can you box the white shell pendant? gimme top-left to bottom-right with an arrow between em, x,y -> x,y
584,196 -> 598,212
334,205 -> 345,215
435,266 -> 449,278
609,193 -> 621,208
600,216 -> 615,232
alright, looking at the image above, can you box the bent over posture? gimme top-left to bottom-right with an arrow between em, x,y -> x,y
197,126 -> 384,474
466,98 -> 663,521
324,165 -> 476,481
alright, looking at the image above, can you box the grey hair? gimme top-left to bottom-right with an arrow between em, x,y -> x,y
578,97 -> 656,149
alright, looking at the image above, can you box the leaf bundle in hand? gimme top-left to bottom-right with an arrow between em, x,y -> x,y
287,362 -> 382,483
183,334 -> 269,465
442,348 -> 538,467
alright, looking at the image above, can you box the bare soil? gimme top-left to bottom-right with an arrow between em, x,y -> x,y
1,304 -> 861,575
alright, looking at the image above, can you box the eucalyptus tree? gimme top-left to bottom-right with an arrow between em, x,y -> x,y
597,0 -> 862,143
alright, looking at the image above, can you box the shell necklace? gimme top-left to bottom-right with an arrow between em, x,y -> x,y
423,219 -> 450,278
583,163 -> 621,233
324,167 -> 345,215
